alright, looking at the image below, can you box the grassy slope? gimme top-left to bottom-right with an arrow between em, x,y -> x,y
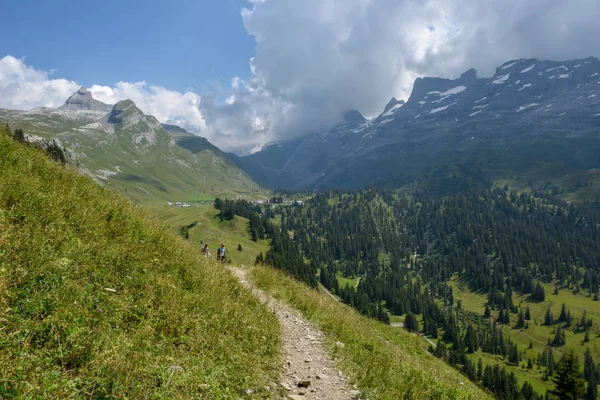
0,112 -> 266,204
449,276 -> 600,395
0,127 -> 279,399
248,265 -> 489,400
151,204 -> 271,267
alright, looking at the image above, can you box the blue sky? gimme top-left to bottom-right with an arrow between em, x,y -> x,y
1,0 -> 255,91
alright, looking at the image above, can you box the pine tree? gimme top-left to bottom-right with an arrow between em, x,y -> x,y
586,374 -> 598,400
517,309 -> 525,328
584,349 -> 596,381
237,243 -> 242,251
545,307 -> 555,326
551,349 -> 586,400
404,312 -> 419,333
558,303 -> 568,323
484,304 -> 491,318
434,338 -> 448,360
464,324 -> 478,353
477,358 -> 484,381
525,305 -> 531,320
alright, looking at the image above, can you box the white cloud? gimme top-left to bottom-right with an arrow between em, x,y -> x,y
0,55 -> 212,145
88,82 -> 209,135
0,55 -> 78,109
204,0 -> 600,152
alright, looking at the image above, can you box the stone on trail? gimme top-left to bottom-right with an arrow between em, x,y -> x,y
297,379 -> 311,388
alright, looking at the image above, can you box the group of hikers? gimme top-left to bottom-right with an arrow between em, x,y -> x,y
201,242 -> 228,263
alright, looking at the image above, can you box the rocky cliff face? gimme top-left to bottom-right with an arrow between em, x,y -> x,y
61,86 -> 112,113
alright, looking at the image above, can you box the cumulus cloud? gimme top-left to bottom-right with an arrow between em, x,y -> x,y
208,0 -> 600,151
88,82 -> 208,135
0,55 -> 212,146
2,0 -> 600,153
0,55 -> 79,109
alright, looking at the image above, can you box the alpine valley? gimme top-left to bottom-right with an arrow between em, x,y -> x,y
235,57 -> 600,201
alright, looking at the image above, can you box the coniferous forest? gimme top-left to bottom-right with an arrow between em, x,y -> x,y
217,187 -> 600,399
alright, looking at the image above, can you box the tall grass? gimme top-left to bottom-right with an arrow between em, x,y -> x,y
0,126 -> 280,399
249,265 -> 490,400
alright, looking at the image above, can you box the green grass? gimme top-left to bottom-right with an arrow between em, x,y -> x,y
336,272 -> 359,289
248,265 -> 490,400
0,127 -> 280,399
151,204 -> 270,267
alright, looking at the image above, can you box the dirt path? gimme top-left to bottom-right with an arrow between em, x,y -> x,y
228,267 -> 357,400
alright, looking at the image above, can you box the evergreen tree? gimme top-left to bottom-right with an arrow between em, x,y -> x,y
558,303 -> 568,323
545,307 -> 555,326
464,324 -> 478,353
525,305 -> 531,321
517,309 -> 525,328
404,312 -> 419,333
586,374 -> 598,400
434,338 -> 448,360
584,349 -> 596,382
237,243 -> 243,251
550,350 -> 586,400
12,128 -> 25,142
553,325 -> 566,347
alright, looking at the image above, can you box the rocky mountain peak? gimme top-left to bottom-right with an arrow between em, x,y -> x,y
107,100 -> 145,125
62,86 -> 112,112
343,109 -> 366,124
382,97 -> 405,114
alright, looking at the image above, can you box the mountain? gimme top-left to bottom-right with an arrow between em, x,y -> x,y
236,57 -> 600,199
0,88 -> 263,202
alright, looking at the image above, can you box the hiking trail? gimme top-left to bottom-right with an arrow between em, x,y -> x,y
228,267 -> 358,400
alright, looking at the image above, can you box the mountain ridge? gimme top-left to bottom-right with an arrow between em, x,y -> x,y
0,88 -> 264,202
235,56 -> 600,198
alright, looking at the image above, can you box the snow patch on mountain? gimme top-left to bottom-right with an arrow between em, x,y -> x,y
546,65 -> 568,72
381,102 -> 404,117
493,74 -> 510,85
518,84 -> 532,91
428,85 -> 467,97
500,61 -> 517,70
517,103 -> 540,112
430,105 -> 452,114
520,64 -> 536,73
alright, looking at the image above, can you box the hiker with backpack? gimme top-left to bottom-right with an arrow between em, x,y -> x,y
218,243 -> 228,263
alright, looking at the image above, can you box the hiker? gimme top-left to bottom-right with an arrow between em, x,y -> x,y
218,243 -> 228,263
201,244 -> 210,258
